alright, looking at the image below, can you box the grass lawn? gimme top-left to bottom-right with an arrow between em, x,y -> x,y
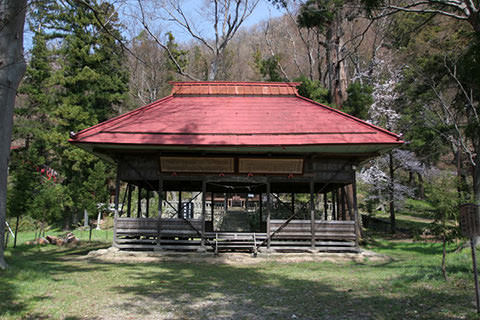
1,231 -> 480,320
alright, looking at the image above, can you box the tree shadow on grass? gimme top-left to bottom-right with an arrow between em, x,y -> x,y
102,259 -> 476,320
0,243 -> 109,319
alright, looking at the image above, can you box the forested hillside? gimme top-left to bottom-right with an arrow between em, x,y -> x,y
6,0 -> 480,248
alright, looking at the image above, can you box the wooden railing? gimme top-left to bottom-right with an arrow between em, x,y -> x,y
113,217 -> 358,251
270,219 -> 356,240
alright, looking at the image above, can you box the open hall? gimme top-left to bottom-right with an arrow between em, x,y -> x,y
70,81 -> 402,253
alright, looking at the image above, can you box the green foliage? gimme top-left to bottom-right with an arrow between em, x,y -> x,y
29,180 -> 72,226
342,80 -> 373,119
425,174 -> 460,242
297,0 -> 344,31
252,49 -> 284,82
164,32 -> 188,80
7,153 -> 40,218
403,198 -> 434,216
295,75 -> 329,103
10,0 -> 128,227
82,162 -> 111,216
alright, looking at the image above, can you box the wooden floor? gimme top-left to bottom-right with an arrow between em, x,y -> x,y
114,217 -> 359,253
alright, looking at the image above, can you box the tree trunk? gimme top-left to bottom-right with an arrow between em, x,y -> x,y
0,0 -> 27,270
13,216 -> 19,248
96,211 -> 102,230
417,172 -> 425,199
208,54 -> 220,81
84,209 -> 89,227
442,232 -> 448,281
474,142 -> 480,233
389,152 -> 396,234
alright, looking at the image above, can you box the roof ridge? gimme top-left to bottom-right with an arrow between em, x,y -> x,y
171,81 -> 300,96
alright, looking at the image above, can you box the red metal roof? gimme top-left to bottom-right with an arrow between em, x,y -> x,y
70,82 -> 402,150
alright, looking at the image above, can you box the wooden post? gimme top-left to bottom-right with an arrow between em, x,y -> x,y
158,180 -> 163,218
267,182 -> 271,249
291,193 -> 295,213
178,191 -> 182,219
340,187 -> 346,221
137,186 -> 142,218
211,192 -> 214,223
201,180 -> 206,248
224,192 -> 228,213
157,178 -> 163,248
146,190 -> 150,218
310,181 -> 315,250
113,170 -> 120,247
127,184 -> 132,217
352,172 -> 361,247
332,191 -> 336,220
259,192 -> 263,232
345,185 -> 354,221
323,193 -> 328,220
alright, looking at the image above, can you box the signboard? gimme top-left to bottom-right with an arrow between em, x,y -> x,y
460,203 -> 480,238
238,158 -> 303,174
160,157 -> 234,173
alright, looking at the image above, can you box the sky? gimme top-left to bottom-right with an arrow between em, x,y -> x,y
23,0 -> 285,52
120,0 -> 286,44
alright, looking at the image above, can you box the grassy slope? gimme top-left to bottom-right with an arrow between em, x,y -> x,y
1,233 -> 479,320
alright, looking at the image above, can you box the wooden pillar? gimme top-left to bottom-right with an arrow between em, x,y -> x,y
157,178 -> 163,248
245,193 -> 249,212
127,184 -> 132,217
266,182 -> 271,249
224,193 -> 228,212
310,181 -> 315,249
201,180 -> 206,248
158,179 -> 163,218
323,193 -> 328,220
291,193 -> 295,213
345,185 -> 353,221
146,190 -> 150,218
337,189 -> 342,220
137,186 -> 142,218
178,191 -> 182,219
331,191 -> 336,221
211,192 -> 214,222
113,168 -> 120,247
352,172 -> 360,247
259,192 -> 263,232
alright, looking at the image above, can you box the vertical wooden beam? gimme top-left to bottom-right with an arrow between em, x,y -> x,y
345,185 -> 354,221
178,191 -> 182,219
137,186 -> 142,218
113,168 -> 120,247
259,192 -> 263,232
266,182 -> 271,249
352,172 -> 361,247
224,192 -> 228,213
158,179 -> 163,218
340,187 -> 345,221
291,193 -> 295,213
310,181 -> 315,250
157,178 -> 163,248
127,184 -> 132,218
146,190 -> 150,218
331,191 -> 336,221
323,193 -> 328,220
201,180 -> 206,248
211,192 -> 214,223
